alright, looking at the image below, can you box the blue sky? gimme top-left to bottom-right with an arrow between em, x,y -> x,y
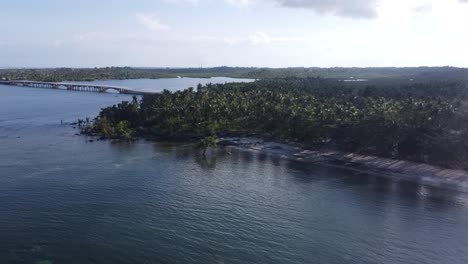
1,0 -> 468,67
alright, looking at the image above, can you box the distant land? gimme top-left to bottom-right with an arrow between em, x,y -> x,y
1,66 -> 468,82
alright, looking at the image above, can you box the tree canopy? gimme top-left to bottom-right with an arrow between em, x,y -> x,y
82,77 -> 468,169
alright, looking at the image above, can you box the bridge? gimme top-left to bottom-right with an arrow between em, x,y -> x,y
0,80 -> 154,95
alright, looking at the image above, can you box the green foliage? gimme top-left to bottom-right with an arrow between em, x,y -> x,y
198,136 -> 217,156
198,136 -> 217,148
82,96 -> 138,140
84,118 -> 135,140
85,77 -> 468,169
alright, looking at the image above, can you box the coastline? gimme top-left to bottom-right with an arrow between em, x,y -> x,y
218,137 -> 468,191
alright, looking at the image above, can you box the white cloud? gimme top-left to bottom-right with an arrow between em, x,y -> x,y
223,37 -> 242,46
413,3 -> 433,13
166,0 -> 468,19
221,32 -> 313,46
270,0 -> 381,18
136,13 -> 171,32
224,0 -> 253,8
249,32 -> 271,45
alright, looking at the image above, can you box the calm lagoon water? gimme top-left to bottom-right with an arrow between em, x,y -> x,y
1,79 -> 468,264
66,77 -> 256,93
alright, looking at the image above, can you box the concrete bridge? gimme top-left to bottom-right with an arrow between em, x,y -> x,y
0,80 -> 154,95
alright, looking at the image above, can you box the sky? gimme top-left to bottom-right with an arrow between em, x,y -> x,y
1,0 -> 468,68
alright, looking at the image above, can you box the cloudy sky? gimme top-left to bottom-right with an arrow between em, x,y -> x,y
1,0 -> 468,67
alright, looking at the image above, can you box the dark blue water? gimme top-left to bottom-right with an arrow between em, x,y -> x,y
1,81 -> 468,264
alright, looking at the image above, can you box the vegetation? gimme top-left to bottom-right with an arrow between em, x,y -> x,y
2,66 -> 468,82
198,136 -> 217,157
81,97 -> 138,140
82,77 -> 468,169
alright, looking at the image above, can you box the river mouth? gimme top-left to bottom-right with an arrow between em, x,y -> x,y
1,80 -> 468,264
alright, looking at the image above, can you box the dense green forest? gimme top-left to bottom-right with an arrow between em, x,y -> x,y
2,66 -> 468,82
82,77 -> 468,169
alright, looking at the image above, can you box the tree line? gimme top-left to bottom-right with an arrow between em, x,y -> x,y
2,66 -> 468,82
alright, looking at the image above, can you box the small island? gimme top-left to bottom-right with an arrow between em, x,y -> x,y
81,77 -> 468,170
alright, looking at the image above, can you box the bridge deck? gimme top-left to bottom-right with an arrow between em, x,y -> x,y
0,80 -> 154,95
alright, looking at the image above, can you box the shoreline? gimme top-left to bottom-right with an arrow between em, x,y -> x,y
218,137 -> 468,191
80,129 -> 468,191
